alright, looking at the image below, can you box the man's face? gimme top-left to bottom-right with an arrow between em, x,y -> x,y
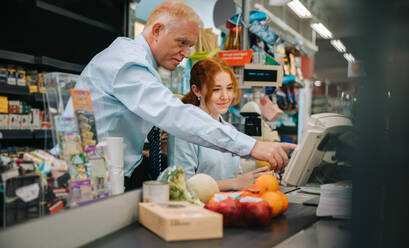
155,20 -> 198,70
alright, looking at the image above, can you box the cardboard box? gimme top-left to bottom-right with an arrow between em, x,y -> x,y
138,201 -> 223,241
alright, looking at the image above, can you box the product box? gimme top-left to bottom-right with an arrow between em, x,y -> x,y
20,114 -> 31,129
8,114 -> 21,129
138,201 -> 223,241
31,108 -> 41,129
0,114 -> 8,129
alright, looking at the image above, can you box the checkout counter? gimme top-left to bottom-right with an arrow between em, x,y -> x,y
0,187 -> 350,248
83,192 -> 349,248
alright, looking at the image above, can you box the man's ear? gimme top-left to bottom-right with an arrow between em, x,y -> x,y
151,22 -> 164,41
191,85 -> 201,98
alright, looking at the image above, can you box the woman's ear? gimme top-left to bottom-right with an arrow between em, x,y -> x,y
191,85 -> 201,98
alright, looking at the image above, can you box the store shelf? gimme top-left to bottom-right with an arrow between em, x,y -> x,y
0,49 -> 84,74
36,0 -> 120,34
33,130 -> 53,139
0,129 -> 52,140
0,49 -> 36,65
0,130 -> 32,140
0,84 -> 31,96
36,56 -> 84,73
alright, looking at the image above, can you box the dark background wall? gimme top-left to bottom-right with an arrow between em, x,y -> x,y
0,0 -> 128,66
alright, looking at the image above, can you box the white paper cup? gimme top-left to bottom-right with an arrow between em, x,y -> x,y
110,168 -> 124,195
103,137 -> 124,169
143,181 -> 169,203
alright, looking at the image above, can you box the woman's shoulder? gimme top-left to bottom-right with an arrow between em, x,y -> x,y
168,134 -> 199,150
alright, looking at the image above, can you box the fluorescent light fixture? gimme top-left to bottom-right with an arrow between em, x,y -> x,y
311,23 -> 333,39
343,53 -> 355,63
330,40 -> 346,53
287,0 -> 312,18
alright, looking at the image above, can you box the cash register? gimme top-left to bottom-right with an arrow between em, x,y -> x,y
240,64 -> 283,141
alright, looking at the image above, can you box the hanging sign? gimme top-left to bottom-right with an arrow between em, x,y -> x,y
218,50 -> 254,66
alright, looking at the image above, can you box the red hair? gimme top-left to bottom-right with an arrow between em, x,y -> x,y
182,57 -> 241,111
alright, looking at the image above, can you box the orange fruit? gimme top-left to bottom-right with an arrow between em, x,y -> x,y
276,190 -> 289,213
261,191 -> 283,217
252,174 -> 279,194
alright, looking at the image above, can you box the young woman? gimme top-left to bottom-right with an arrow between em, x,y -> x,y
167,57 -> 271,191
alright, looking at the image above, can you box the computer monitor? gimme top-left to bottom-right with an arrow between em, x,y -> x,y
281,113 -> 352,186
243,64 -> 283,87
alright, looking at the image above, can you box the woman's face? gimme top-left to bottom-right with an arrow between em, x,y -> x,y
201,71 -> 234,117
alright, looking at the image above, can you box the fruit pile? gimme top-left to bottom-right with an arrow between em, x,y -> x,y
205,174 -> 288,227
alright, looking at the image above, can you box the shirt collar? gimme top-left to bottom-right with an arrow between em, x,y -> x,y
135,34 -> 158,69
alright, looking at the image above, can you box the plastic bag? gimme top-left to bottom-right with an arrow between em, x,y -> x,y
158,165 -> 204,207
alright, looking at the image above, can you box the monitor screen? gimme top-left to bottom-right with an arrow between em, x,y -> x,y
244,69 -> 278,82
243,64 -> 283,87
282,113 -> 352,187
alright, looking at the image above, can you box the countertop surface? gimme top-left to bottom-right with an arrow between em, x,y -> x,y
83,203 -> 321,248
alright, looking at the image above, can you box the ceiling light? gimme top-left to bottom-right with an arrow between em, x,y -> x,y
311,23 -> 333,39
330,40 -> 346,53
287,0 -> 312,18
343,53 -> 355,63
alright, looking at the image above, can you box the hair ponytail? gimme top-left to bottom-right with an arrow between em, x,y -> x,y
181,91 -> 199,106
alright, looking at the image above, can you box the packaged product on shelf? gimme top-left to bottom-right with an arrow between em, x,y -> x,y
20,114 -> 31,129
8,100 -> 21,114
16,66 -> 26,86
30,108 -> 41,129
69,178 -> 93,206
7,65 -> 17,85
38,72 -> 46,93
0,114 -> 8,129
85,146 -> 109,198
8,114 -> 21,129
26,70 -> 39,93
0,65 -> 7,83
71,89 -> 98,149
24,150 -> 69,174
61,132 -> 84,175
21,101 -> 31,114
54,115 -> 78,158
0,96 -> 8,113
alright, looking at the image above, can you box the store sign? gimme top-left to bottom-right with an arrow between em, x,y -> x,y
218,50 -> 254,66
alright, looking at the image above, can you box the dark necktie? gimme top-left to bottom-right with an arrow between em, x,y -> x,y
147,126 -> 161,180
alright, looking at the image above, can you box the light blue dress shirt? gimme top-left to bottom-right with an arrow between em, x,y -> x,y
167,116 -> 242,180
64,34 -> 256,177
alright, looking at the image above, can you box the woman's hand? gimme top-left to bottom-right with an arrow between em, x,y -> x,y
234,166 -> 272,190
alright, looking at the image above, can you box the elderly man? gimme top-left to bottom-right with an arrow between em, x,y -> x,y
69,1 -> 296,190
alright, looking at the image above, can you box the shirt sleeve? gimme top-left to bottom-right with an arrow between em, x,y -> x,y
236,157 -> 243,174
112,64 -> 256,157
167,135 -> 198,180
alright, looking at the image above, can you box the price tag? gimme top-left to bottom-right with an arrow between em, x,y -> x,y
16,183 -> 40,202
